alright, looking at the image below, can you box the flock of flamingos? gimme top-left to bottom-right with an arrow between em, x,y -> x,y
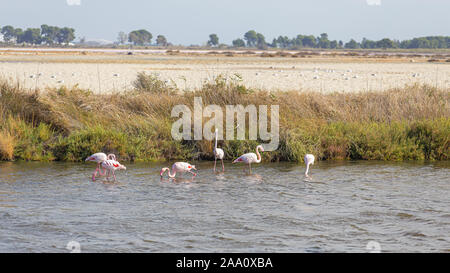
85,129 -> 315,181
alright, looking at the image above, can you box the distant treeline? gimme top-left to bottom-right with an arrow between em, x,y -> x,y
117,30 -> 169,46
232,31 -> 450,50
1,25 -> 449,49
1,25 -> 75,45
123,29 -> 450,49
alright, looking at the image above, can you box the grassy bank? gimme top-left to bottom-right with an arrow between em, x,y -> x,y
0,74 -> 449,162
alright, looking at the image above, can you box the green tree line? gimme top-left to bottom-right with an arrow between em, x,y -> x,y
2,25 -> 448,49
231,31 -> 450,49
1,25 -> 75,45
116,29 -> 170,47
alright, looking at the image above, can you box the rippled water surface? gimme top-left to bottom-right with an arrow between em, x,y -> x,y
0,161 -> 449,253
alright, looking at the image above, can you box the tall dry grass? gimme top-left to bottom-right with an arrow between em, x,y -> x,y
0,74 -> 449,162
0,130 -> 15,161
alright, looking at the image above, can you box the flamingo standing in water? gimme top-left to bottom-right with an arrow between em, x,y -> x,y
232,145 -> 264,174
101,159 -> 126,182
160,162 -> 197,179
213,129 -> 225,172
304,154 -> 315,178
85,153 -> 117,181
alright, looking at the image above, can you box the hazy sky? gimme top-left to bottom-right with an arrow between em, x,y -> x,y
1,0 -> 449,44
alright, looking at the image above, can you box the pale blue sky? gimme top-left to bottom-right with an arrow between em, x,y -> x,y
1,0 -> 449,45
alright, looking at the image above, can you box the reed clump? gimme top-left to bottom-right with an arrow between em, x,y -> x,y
0,130 -> 15,161
0,74 -> 448,162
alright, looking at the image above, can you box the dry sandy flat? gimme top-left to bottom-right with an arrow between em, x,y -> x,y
0,51 -> 449,93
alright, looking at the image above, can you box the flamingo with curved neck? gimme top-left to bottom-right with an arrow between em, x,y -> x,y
85,153 -> 117,181
160,162 -> 197,179
232,145 -> 264,173
160,167 -> 177,178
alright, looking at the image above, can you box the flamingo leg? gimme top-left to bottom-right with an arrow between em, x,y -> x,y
221,159 -> 224,172
113,170 -> 116,182
249,163 -> 252,174
214,158 -> 217,173
92,163 -> 104,181
92,167 -> 98,182
98,166 -> 106,176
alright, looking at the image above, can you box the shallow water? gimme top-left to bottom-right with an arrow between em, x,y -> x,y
0,161 -> 448,253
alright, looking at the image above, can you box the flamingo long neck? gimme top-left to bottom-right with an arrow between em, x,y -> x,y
255,146 -> 262,163
214,130 -> 218,152
305,162 -> 311,176
162,168 -> 176,178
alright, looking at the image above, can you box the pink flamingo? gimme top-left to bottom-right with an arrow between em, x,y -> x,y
232,145 -> 264,173
213,129 -> 225,172
160,162 -> 197,179
85,153 -> 117,181
304,154 -> 315,178
101,159 -> 126,182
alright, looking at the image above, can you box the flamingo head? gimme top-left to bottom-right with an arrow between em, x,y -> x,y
257,145 -> 265,152
85,156 -> 95,162
118,164 -> 126,170
160,167 -> 168,177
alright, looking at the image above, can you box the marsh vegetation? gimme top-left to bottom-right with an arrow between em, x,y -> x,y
0,73 -> 448,163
